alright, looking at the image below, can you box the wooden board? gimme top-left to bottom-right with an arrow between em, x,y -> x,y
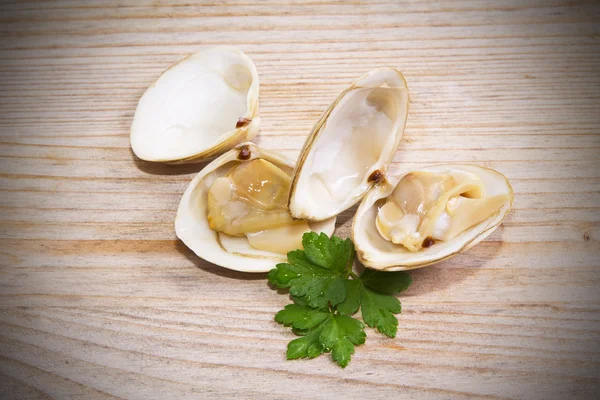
1,0 -> 599,398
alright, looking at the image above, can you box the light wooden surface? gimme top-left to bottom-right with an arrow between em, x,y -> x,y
1,0 -> 599,398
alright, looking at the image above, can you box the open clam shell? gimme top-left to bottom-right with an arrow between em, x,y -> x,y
175,142 -> 336,273
352,165 -> 514,271
131,46 -> 260,163
288,68 -> 410,221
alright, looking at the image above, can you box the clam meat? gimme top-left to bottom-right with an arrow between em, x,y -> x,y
376,169 -> 511,252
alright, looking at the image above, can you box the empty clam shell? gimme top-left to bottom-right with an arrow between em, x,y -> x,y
131,46 -> 260,163
288,68 -> 409,221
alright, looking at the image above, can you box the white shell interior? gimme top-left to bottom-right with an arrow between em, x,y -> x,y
175,143 -> 336,273
131,46 -> 260,162
289,68 -> 409,221
353,165 -> 513,270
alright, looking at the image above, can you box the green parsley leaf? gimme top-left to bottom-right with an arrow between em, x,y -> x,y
286,324 -> 326,360
275,303 -> 366,368
268,235 -> 354,309
290,274 -> 346,310
338,270 -> 410,337
275,304 -> 330,330
337,279 -> 361,316
302,232 -> 354,272
320,314 -> 365,368
361,269 -> 413,294
267,250 -> 327,287
360,286 -> 401,338
269,232 -> 413,368
336,280 -> 402,338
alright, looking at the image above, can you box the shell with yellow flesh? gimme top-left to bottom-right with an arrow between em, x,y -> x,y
352,164 -> 513,271
175,142 -> 336,273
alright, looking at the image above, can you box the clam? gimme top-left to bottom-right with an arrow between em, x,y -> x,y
175,142 -> 335,273
289,67 -> 410,221
288,67 -> 513,271
130,46 -> 260,163
352,165 -> 513,270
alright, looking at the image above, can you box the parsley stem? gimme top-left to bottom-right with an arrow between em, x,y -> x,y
349,271 -> 360,280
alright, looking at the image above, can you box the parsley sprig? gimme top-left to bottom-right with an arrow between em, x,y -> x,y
268,232 -> 412,368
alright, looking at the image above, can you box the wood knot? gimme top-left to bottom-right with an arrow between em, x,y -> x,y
583,232 -> 591,241
238,145 -> 251,160
236,117 -> 251,128
368,170 -> 384,183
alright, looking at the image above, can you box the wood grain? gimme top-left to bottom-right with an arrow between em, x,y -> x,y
1,0 -> 599,398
